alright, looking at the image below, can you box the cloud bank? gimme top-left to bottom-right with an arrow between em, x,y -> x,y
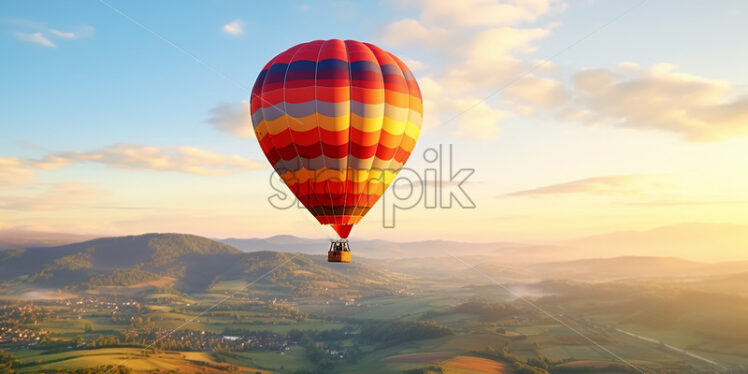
0,144 -> 265,185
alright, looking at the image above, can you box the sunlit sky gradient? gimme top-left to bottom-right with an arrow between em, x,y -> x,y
2,0 -> 748,243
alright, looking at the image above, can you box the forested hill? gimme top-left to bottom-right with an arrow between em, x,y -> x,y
0,233 -> 403,294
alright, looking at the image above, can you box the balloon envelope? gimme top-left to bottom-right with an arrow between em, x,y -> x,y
251,39 -> 423,238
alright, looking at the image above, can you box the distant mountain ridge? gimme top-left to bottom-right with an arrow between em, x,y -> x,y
222,222 -> 748,262
220,235 -> 546,260
565,222 -> 748,262
5,222 -> 748,262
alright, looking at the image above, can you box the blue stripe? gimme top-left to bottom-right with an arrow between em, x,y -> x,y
287,60 -> 317,72
318,59 -> 348,71
350,60 -> 380,72
380,64 -> 403,76
267,59 -> 384,73
267,63 -> 289,75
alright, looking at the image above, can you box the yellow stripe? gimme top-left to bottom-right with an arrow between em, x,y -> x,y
317,114 -> 351,132
258,114 -> 315,135
257,107 -> 421,135
350,113 -> 383,132
287,114 -> 318,132
279,167 -> 404,184
381,115 -> 407,136
404,121 -> 421,141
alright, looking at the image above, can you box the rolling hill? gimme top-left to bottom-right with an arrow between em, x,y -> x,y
3,230 -> 746,297
0,233 -> 404,295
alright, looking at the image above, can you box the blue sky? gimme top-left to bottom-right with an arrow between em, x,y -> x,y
2,0 -> 748,246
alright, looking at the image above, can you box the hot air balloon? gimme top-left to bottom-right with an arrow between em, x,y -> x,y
251,39 -> 422,263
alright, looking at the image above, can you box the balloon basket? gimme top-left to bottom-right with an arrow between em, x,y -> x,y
328,239 -> 351,263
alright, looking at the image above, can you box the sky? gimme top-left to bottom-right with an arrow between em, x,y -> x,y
2,0 -> 748,243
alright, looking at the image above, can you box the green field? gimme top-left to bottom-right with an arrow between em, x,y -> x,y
1,236 -> 746,373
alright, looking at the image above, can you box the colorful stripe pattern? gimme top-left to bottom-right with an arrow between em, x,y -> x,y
251,39 -> 423,238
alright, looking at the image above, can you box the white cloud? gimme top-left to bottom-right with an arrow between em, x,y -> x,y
58,144 -> 265,176
222,19 -> 245,36
378,1 -> 563,140
380,18 -> 449,48
420,72 -> 512,139
49,25 -> 95,39
381,1 -> 748,143
9,21 -> 94,47
402,58 -> 426,72
419,0 -> 555,28
1,144 -> 265,181
0,158 -> 38,186
49,30 -> 75,39
468,26 -> 551,59
408,25 -> 556,139
502,75 -> 570,110
205,101 -> 255,138
565,64 -> 748,142
381,0 -> 556,48
449,97 -> 514,139
12,32 -> 55,47
0,156 -> 72,187
31,156 -> 70,170
175,146 -> 263,172
440,26 -> 554,93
